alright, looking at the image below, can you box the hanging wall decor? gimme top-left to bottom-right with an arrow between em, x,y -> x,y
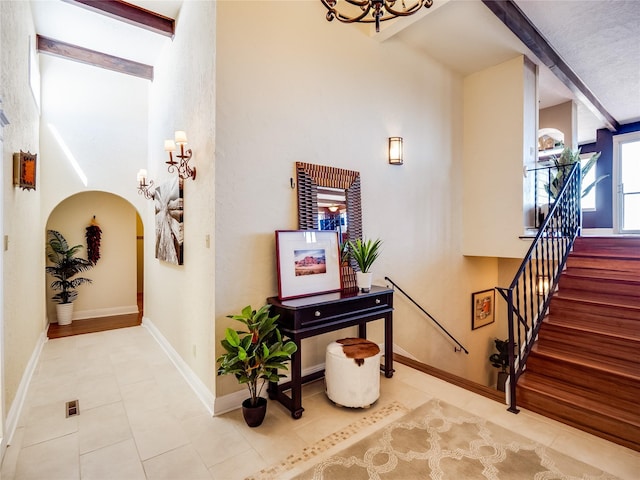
13,150 -> 37,190
154,176 -> 184,265
85,216 -> 102,264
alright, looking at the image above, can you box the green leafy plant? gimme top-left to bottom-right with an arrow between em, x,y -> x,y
545,147 -> 606,201
347,237 -> 382,273
217,304 -> 297,407
45,229 -> 93,304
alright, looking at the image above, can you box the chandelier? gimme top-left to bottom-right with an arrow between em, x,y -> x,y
321,0 -> 433,32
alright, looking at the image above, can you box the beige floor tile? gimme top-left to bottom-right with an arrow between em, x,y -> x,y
112,359 -> 155,387
181,414 -> 254,468
80,438 -> 146,480
26,371 -> 79,409
14,433 -> 79,480
209,447 -> 267,480
21,401 -> 79,448
120,378 -> 168,414
77,373 -> 122,411
78,401 -> 133,454
127,406 -> 190,461
143,444 -> 212,479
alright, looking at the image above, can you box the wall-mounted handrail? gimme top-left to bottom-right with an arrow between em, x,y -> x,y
385,276 -> 469,355
496,162 -> 581,413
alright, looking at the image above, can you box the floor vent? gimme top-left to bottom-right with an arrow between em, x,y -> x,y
66,400 -> 79,418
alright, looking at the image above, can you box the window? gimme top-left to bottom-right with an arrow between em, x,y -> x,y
614,132 -> 640,233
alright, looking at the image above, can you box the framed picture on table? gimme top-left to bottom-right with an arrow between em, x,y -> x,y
275,230 -> 342,300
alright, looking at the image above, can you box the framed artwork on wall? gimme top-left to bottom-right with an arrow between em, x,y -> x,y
155,176 -> 184,265
471,288 -> 495,330
275,230 -> 342,300
13,150 -> 37,191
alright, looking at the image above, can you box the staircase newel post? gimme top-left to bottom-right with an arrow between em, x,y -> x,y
506,287 -> 520,413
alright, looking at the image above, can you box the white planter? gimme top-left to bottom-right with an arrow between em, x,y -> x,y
356,272 -> 373,293
56,303 -> 74,325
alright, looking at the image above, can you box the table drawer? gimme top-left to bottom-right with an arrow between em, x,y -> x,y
298,294 -> 389,325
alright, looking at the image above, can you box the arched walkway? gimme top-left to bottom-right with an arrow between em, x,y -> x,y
45,191 -> 143,338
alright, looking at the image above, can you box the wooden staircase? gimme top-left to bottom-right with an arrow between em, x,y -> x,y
516,236 -> 640,452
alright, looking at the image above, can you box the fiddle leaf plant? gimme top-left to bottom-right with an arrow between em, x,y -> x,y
217,304 -> 297,407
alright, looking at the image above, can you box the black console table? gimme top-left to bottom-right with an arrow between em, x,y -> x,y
266,285 -> 394,419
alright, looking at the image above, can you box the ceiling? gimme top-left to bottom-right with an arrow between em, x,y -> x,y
30,0 -> 640,145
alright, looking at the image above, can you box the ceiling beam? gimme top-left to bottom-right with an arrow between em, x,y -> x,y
63,0 -> 175,38
482,0 -> 619,132
37,35 -> 154,81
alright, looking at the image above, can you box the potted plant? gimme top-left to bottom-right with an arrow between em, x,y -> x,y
489,338 -> 515,392
45,229 -> 94,325
348,237 -> 382,293
544,147 -> 606,202
217,304 -> 297,427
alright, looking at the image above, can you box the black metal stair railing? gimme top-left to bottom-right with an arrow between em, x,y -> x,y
496,162 -> 581,413
385,276 -> 469,355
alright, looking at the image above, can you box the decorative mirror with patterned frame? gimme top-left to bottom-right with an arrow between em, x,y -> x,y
295,162 -> 362,243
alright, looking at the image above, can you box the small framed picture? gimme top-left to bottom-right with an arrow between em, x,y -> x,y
275,230 -> 342,300
13,151 -> 37,191
471,289 -> 495,330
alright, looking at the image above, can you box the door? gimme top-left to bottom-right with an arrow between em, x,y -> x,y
614,132 -> 640,233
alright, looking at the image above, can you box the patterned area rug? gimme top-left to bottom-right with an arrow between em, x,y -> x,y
248,399 -> 619,480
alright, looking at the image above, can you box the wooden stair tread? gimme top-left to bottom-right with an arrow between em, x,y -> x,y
553,290 -> 640,308
541,318 -> 640,342
517,374 -> 640,425
561,270 -> 640,284
569,251 -> 640,260
530,343 -> 640,380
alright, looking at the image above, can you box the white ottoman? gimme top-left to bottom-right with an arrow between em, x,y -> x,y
325,338 -> 381,408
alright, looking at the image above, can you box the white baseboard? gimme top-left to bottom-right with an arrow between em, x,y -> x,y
73,304 -> 138,321
3,331 -> 47,452
142,316 -> 215,416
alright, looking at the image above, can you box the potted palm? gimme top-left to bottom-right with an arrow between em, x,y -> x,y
348,237 -> 382,293
45,229 -> 93,325
217,304 -> 297,427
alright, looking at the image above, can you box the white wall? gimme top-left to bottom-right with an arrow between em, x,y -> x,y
215,1 -> 503,396
0,0 -> 44,413
462,55 -> 534,258
45,192 -> 138,322
39,55 -> 149,215
146,0 -> 217,394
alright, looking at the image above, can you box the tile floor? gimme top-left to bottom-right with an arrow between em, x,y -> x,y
1,325 -> 638,479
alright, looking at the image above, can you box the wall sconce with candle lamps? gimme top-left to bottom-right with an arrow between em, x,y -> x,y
165,130 -> 196,181
136,169 -> 155,200
388,137 -> 403,165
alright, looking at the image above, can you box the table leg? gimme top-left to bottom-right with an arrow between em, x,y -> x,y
289,343 -> 304,418
384,313 -> 394,378
358,322 -> 367,339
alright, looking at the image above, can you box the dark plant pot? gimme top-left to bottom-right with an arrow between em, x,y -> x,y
242,397 -> 267,427
497,371 -> 509,392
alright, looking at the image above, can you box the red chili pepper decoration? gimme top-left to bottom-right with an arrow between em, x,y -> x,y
86,216 -> 102,265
